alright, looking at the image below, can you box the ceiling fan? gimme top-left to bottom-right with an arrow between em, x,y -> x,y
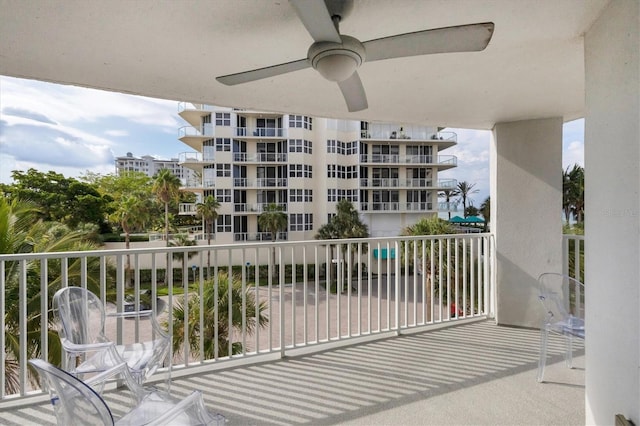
216,0 -> 494,113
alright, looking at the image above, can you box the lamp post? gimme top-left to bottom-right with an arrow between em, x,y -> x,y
191,264 -> 197,283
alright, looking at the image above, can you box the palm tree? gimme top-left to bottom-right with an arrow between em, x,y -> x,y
258,203 -> 287,277
152,169 -> 182,246
1,195 -> 107,395
456,181 -> 479,217
169,272 -> 268,359
315,200 -> 368,284
563,164 -> 584,224
401,217 -> 456,319
438,188 -> 460,220
480,196 -> 490,232
169,234 -> 198,283
195,195 -> 220,273
109,193 -> 151,286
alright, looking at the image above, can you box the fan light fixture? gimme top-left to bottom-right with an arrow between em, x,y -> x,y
314,53 -> 359,82
308,36 -> 365,82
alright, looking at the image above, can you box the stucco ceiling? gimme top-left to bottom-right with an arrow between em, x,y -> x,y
0,0 -> 611,129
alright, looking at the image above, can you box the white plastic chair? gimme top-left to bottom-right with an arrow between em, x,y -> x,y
536,272 -> 585,382
52,286 -> 170,385
29,359 -> 224,425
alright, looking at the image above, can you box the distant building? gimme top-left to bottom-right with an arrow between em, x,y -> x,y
115,152 -> 196,183
176,104 -> 459,242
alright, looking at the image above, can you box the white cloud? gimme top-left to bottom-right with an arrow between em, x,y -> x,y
563,140 -> 584,169
0,76 -> 180,130
439,128 -> 491,206
105,129 -> 129,137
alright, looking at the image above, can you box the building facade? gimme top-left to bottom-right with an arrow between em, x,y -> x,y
177,103 -> 458,243
115,152 -> 197,183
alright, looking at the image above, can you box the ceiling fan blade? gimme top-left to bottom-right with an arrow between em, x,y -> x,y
338,71 -> 368,112
216,59 -> 310,86
363,22 -> 495,62
289,0 -> 342,43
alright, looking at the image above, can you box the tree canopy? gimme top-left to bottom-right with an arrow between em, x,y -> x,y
3,169 -> 110,231
563,164 -> 584,224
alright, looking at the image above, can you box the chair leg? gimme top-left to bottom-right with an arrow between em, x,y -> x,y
537,328 -> 548,382
565,334 -> 574,369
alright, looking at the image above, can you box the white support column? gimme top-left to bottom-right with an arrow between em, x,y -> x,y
584,1 -> 639,424
491,118 -> 563,328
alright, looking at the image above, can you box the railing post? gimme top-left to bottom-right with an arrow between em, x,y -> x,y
279,247 -> 286,358
395,240 -> 401,334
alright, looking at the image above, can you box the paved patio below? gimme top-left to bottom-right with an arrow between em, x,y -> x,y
1,320 -> 584,425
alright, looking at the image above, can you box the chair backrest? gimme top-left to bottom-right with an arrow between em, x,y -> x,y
537,273 -> 585,323
53,287 -> 107,346
29,359 -> 114,426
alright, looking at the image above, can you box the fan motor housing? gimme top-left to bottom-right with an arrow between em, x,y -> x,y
308,35 -> 365,82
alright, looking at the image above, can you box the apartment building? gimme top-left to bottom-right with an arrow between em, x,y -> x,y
177,104 -> 457,243
115,152 -> 196,183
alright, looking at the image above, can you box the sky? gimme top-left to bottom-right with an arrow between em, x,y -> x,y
0,75 -> 584,208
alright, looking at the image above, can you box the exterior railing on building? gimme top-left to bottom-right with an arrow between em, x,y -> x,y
359,178 -> 457,188
235,127 -> 287,138
0,233 -> 495,403
178,124 -> 215,138
360,126 -> 457,142
235,203 -> 288,213
359,154 -> 457,166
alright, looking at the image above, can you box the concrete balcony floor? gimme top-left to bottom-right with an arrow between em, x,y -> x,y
3,320 -> 584,425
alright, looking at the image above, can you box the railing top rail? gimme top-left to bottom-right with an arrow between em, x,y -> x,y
0,233 -> 495,261
562,234 -> 585,241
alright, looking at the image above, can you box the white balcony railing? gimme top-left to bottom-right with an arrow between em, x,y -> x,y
235,127 -> 287,138
0,234 -> 495,403
360,125 -> 457,142
178,124 -> 215,138
359,179 -> 457,188
234,203 -> 288,213
359,154 -> 457,166
359,202 -> 435,212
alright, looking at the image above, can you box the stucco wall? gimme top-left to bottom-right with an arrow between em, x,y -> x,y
491,117 -> 563,328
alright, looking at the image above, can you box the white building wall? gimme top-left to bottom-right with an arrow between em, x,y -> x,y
584,0 -> 640,423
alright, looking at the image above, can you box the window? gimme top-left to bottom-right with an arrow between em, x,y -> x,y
328,188 -> 337,202
327,139 -> 337,153
290,164 -> 302,178
327,164 -> 337,178
215,189 -> 231,203
288,139 -> 312,154
215,138 -> 231,152
217,215 -> 231,232
289,213 -> 313,231
290,189 -> 313,202
345,141 -> 358,155
290,189 -> 303,202
215,112 -> 231,126
216,164 -> 231,177
289,115 -> 312,130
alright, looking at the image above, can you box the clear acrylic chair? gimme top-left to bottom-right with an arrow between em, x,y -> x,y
536,272 -> 585,382
52,286 -> 171,386
29,359 -> 224,425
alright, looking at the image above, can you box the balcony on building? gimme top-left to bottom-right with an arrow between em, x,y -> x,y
178,151 -> 214,171
177,102 -> 219,127
360,178 -> 458,189
360,125 -> 456,145
178,124 -> 215,150
233,152 -> 288,163
359,154 -> 457,170
234,127 -> 287,139
1,234 -> 585,425
234,203 -> 288,214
